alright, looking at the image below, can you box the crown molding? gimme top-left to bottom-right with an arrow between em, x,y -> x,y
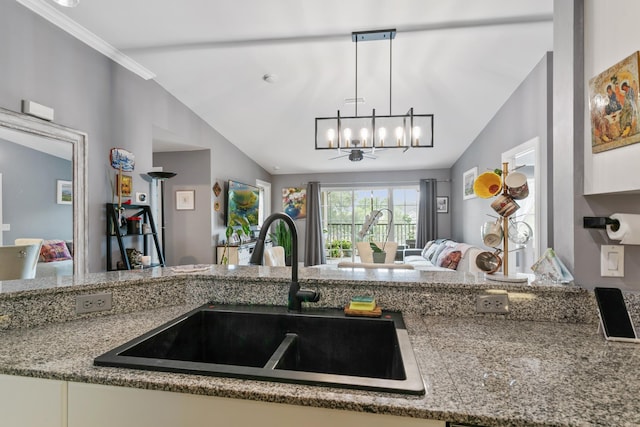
16,0 -> 156,80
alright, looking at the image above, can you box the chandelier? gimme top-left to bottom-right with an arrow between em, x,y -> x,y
315,29 -> 434,161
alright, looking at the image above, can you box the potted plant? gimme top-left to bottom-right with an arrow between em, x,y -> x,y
220,217 -> 251,265
340,239 -> 352,257
326,239 -> 343,258
369,242 -> 387,263
269,219 -> 293,265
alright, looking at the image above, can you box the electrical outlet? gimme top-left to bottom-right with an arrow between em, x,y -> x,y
476,293 -> 509,314
75,293 -> 112,314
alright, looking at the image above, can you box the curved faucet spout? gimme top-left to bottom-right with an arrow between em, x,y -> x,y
249,212 -> 319,311
249,212 -> 298,281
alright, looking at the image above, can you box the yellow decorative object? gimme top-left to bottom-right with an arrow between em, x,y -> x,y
473,171 -> 502,198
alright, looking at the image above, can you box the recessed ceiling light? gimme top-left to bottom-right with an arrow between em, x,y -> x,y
262,74 -> 278,84
51,0 -> 80,7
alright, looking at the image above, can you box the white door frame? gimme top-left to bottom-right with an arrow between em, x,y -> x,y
502,137 -> 542,270
255,179 -> 271,225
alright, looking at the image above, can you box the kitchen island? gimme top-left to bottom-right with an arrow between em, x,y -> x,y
0,265 -> 637,426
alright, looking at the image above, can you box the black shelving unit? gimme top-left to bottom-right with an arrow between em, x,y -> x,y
106,203 -> 165,271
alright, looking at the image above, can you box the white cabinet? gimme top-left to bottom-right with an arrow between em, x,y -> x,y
0,374 -> 67,427
68,382 -> 444,427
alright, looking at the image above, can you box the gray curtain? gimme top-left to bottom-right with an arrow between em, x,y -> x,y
417,179 -> 437,248
304,181 -> 326,266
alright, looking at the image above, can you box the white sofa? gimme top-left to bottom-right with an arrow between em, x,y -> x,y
403,239 -> 485,273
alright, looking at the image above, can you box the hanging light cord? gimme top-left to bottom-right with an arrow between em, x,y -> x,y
355,37 -> 358,117
389,35 -> 393,115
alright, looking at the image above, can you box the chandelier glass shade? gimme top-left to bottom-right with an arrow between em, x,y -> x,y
315,29 -> 434,160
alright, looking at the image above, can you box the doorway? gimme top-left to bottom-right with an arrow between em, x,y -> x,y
502,137 -> 541,274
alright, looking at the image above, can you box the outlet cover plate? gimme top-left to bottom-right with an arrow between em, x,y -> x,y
601,245 -> 624,277
476,293 -> 510,314
75,293 -> 112,314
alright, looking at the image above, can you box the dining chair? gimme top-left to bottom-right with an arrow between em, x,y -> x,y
264,246 -> 286,266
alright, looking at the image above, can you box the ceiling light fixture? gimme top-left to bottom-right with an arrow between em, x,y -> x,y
315,29 -> 434,161
51,0 -> 80,7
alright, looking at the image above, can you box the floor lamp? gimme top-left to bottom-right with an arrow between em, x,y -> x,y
147,171 -> 176,263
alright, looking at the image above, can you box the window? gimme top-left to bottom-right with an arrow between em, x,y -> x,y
321,185 -> 418,261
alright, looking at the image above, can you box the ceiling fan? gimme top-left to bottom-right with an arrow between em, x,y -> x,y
328,140 -> 380,162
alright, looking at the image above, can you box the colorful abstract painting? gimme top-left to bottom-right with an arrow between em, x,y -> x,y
282,187 -> 306,220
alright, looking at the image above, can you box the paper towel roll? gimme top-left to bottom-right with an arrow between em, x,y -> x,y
606,213 -> 640,244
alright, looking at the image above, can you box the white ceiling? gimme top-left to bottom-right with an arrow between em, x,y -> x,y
31,0 -> 553,175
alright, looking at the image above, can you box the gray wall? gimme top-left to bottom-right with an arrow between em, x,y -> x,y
451,53 -> 552,250
0,2 -> 270,271
558,0 -> 640,290
153,150 -> 211,266
0,139 -> 72,243
271,169 -> 451,259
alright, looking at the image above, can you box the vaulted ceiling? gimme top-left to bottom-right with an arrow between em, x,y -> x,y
23,0 -> 553,175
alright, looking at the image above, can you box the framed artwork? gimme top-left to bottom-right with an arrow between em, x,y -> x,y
212,181 -> 222,197
436,196 -> 449,213
588,51 -> 640,153
116,174 -> 132,197
282,187 -> 307,220
56,180 -> 72,205
109,148 -> 135,171
463,167 -> 478,200
176,190 -> 195,210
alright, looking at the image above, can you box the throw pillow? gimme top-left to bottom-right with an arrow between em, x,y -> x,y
437,249 -> 462,270
420,241 -> 435,259
41,240 -> 72,263
430,239 -> 454,263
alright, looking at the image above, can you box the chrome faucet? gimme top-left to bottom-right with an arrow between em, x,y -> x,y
249,212 -> 320,311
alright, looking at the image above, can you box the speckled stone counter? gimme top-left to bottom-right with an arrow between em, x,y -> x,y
0,303 -> 638,426
0,265 -> 598,330
0,266 -> 637,426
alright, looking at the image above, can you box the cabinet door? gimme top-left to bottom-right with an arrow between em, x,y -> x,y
68,382 -> 444,427
0,374 -> 66,427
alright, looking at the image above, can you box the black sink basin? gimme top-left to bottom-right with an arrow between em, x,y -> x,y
94,304 -> 425,395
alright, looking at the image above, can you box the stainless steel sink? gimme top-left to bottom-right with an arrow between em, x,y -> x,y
94,304 -> 425,395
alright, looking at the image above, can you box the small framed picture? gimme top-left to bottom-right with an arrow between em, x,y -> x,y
463,167 -> 478,200
116,174 -> 132,197
436,196 -> 449,213
176,190 -> 195,210
135,192 -> 148,204
56,180 -> 72,205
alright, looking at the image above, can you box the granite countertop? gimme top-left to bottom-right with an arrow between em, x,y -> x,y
1,302 -> 638,426
0,264 -> 586,297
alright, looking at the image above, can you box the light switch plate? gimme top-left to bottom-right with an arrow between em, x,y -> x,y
601,245 -> 624,277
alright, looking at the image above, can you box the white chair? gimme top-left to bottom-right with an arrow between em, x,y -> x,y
264,246 -> 286,266
0,244 -> 41,280
356,242 -> 398,264
14,238 -> 44,279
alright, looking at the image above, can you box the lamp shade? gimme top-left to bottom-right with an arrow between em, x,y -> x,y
148,172 -> 177,180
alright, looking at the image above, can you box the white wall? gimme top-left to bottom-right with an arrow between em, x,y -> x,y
583,0 -> 640,194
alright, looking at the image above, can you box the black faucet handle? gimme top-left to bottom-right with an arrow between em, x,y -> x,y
297,289 -> 321,303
